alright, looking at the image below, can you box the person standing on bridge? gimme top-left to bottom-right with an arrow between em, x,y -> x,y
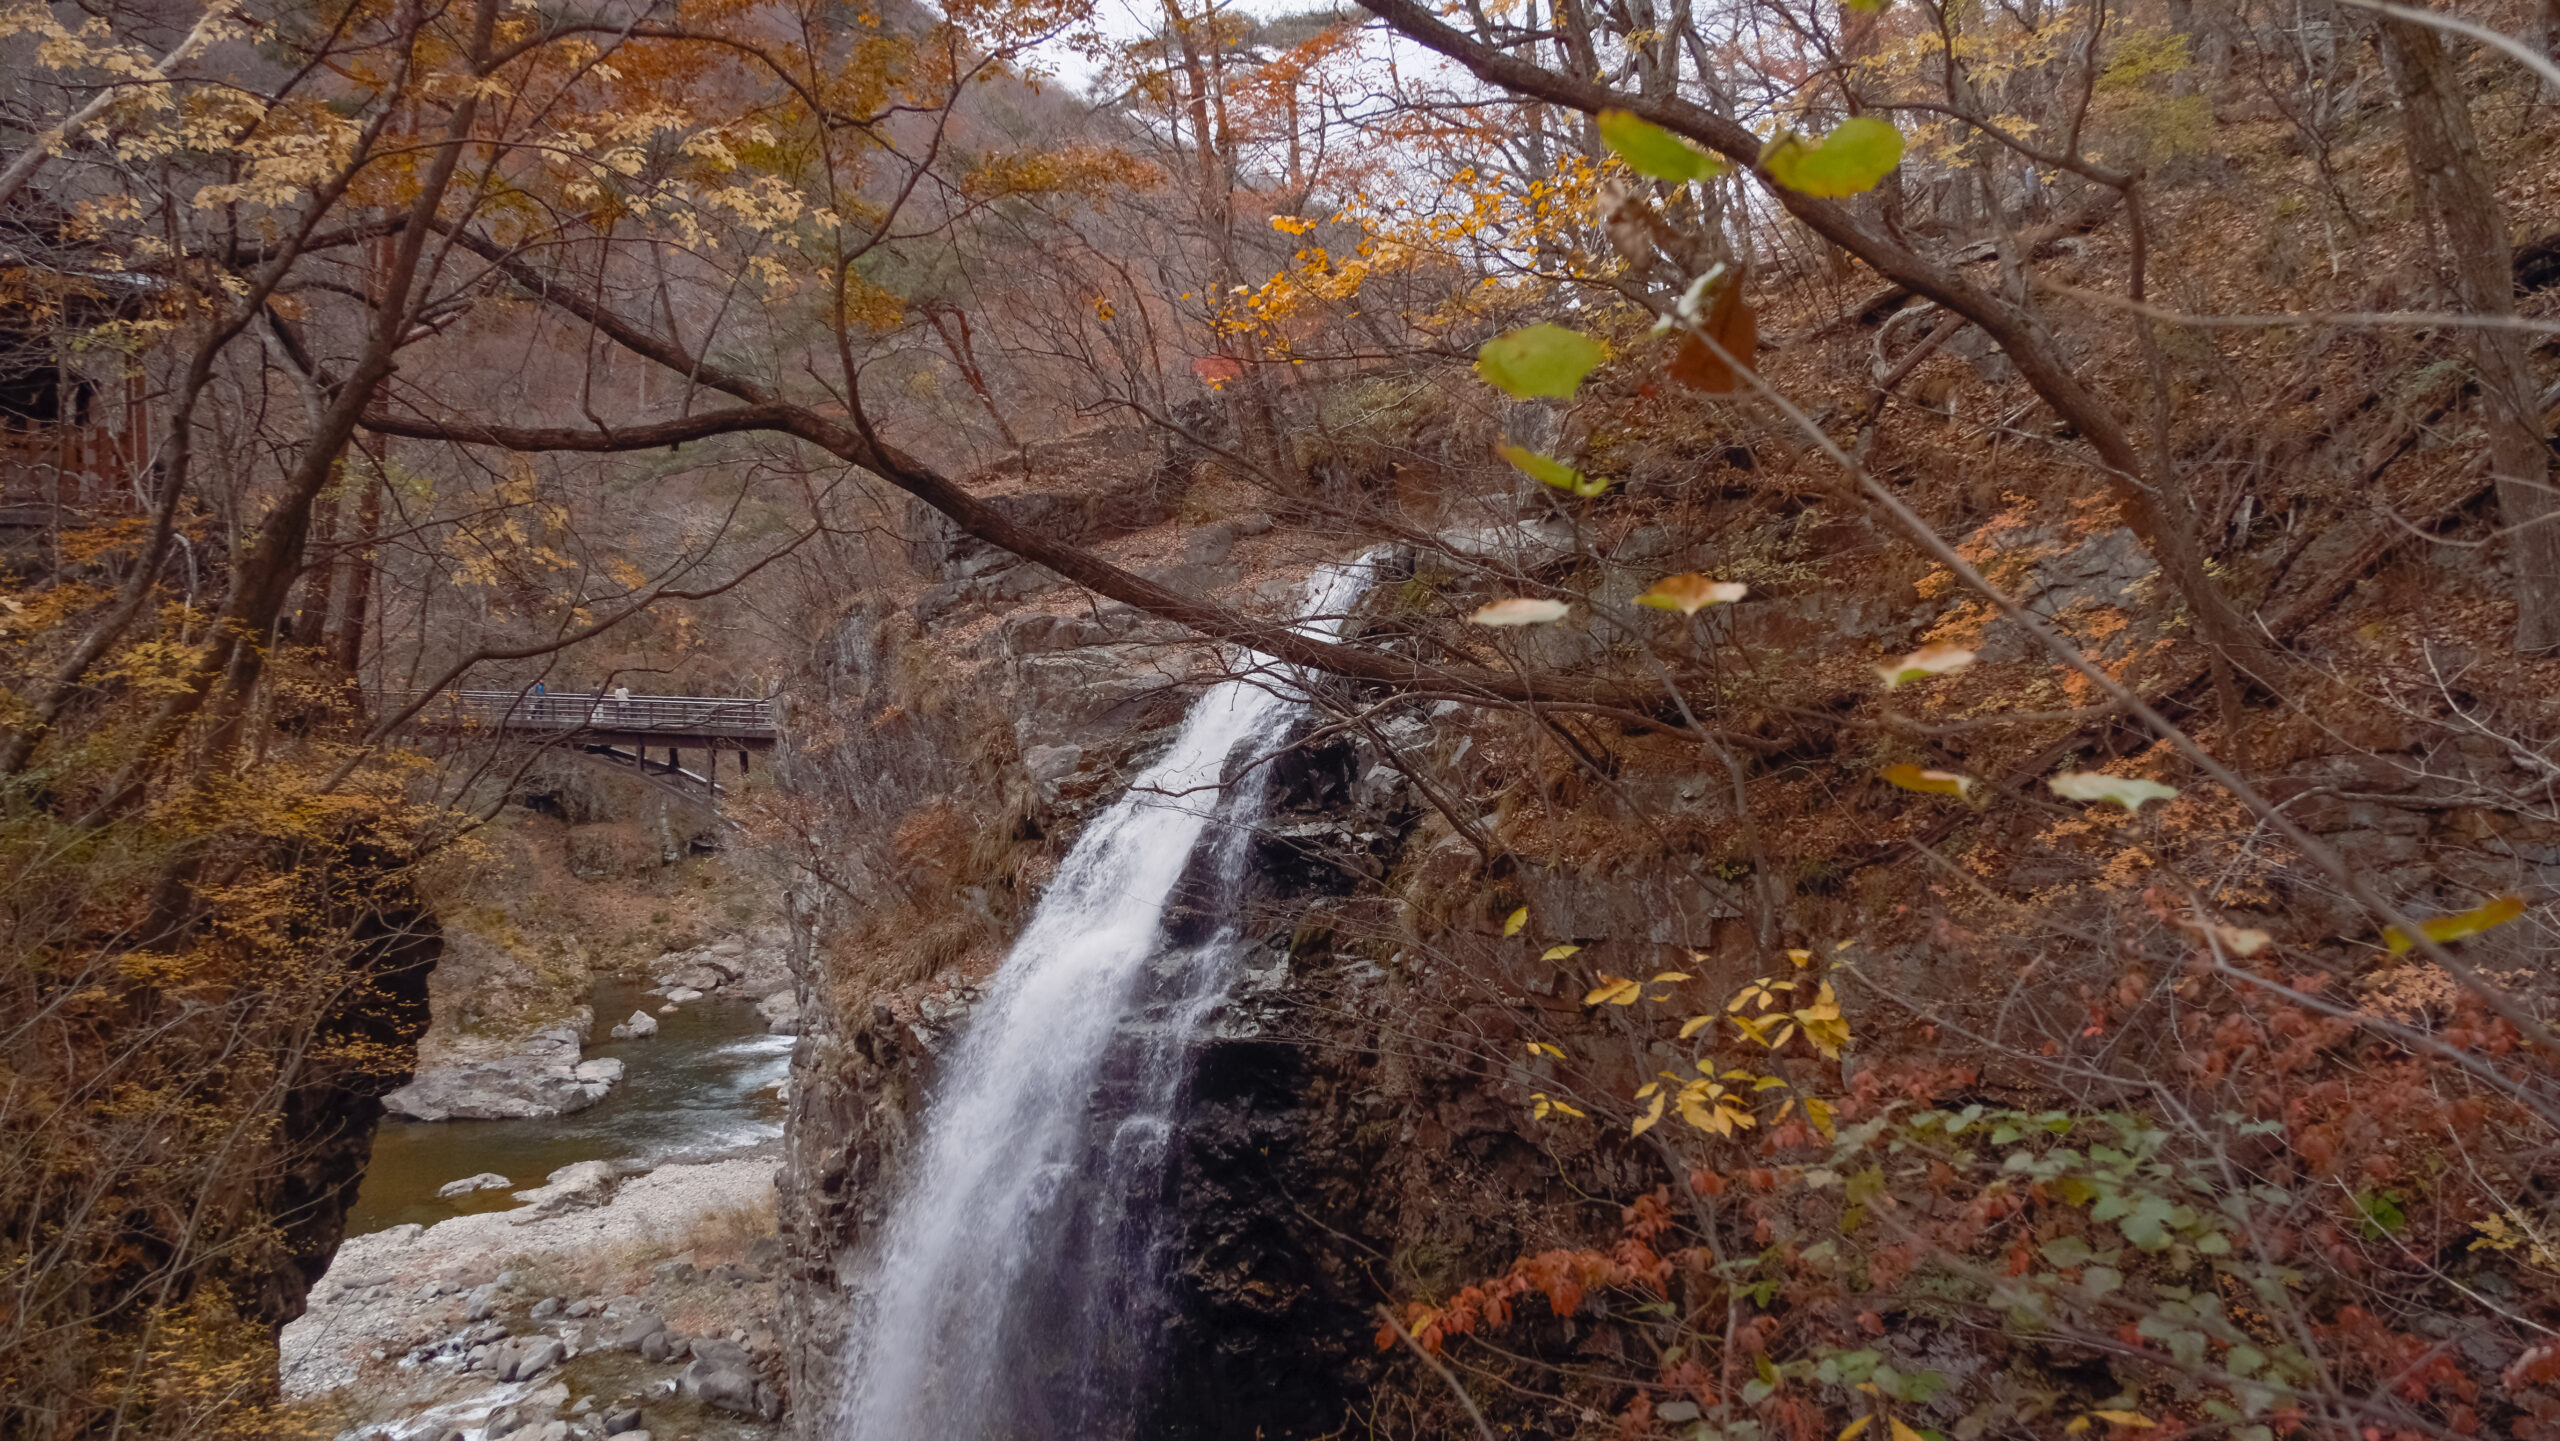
613,684 -> 631,721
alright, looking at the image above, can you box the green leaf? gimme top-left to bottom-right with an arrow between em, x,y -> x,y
1761,116 -> 1904,198
1477,324 -> 1604,398
2383,894 -> 2526,954
2039,1235 -> 2094,1267
2048,771 -> 2181,812
1598,109 -> 1724,184
1496,443 -> 1608,497
2117,1194 -> 2178,1250
2354,1190 -> 2406,1238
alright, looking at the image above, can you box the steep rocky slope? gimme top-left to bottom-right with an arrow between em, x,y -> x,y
767,380 -> 2560,1435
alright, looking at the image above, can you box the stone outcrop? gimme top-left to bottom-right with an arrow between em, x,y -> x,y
383,1007 -> 622,1121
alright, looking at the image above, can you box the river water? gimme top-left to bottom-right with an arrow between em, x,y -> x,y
346,976 -> 790,1235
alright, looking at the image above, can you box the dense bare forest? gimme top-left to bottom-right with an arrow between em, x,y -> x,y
4,0 -> 2560,1433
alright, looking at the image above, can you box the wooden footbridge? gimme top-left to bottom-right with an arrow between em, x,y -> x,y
393,689 -> 779,795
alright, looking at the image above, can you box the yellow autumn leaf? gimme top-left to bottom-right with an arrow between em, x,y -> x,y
1636,573 -> 1748,614
1631,1089 -> 1668,1136
1730,1013 -> 1796,1050
1788,948 -> 1813,967
1543,944 -> 1583,961
1795,982 -> 1851,1059
2384,895 -> 2527,954
1503,906 -> 1528,938
1678,1015 -> 1715,1039
1881,763 -> 1977,799
1651,971 -> 1693,984
1583,976 -> 1643,1006
1839,1418 -> 1873,1441
1529,1093 -> 1586,1120
1525,1041 -> 1566,1060
1804,1094 -> 1837,1140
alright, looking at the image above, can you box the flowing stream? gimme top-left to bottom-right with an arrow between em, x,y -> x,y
346,977 -> 789,1235
836,559 -> 1374,1441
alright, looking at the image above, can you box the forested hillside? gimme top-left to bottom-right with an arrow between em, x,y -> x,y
3,0 -> 2559,1433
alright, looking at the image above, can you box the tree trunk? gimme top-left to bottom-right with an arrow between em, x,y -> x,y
296,489 -> 340,647
2379,19 -> 2560,651
331,467 -> 380,676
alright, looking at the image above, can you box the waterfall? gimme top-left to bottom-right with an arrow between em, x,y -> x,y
836,558 -> 1376,1441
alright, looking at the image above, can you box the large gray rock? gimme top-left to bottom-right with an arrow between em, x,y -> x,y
614,1313 -> 666,1352
510,1161 -> 619,1218
495,1337 -> 566,1382
608,1009 -> 658,1040
383,1011 -> 618,1121
757,989 -> 802,1035
435,1172 -> 510,1199
681,1356 -> 782,1420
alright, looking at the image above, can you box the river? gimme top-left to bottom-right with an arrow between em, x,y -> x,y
345,976 -> 790,1235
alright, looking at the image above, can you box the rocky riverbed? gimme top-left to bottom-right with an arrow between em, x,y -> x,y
387,931 -> 797,1124
285,1156 -> 789,1441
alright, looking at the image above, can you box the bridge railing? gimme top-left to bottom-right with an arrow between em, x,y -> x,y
390,689 -> 780,739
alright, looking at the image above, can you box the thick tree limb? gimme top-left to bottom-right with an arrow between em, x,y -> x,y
422,227 -> 1670,715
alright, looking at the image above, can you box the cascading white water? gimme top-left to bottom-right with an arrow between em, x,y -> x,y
836,558 -> 1376,1441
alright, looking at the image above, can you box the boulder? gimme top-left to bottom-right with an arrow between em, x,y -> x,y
435,1171 -> 511,1199
663,986 -> 704,1004
756,989 -> 801,1035
495,1337 -> 566,1382
602,1407 -> 645,1436
680,1357 -> 777,1418
733,926 -> 793,997
484,1383 -> 568,1435
613,1314 -> 666,1352
510,1161 -> 619,1218
1022,743 -> 1086,806
607,1010 -> 658,1040
382,1013 -> 619,1120
654,963 -> 732,993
